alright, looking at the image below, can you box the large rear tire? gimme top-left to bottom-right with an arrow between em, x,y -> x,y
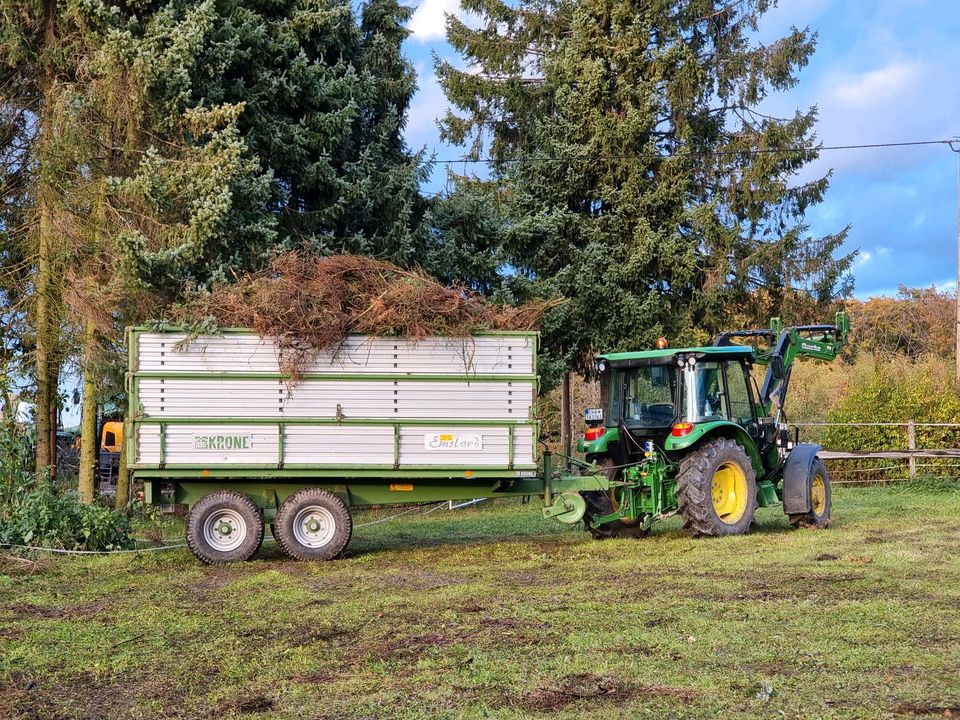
676,438 -> 756,537
789,458 -> 832,528
274,488 -> 352,561
186,491 -> 265,564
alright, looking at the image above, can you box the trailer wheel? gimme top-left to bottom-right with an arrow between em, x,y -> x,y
676,438 -> 757,537
186,491 -> 264,564
789,458 -> 832,528
273,488 -> 352,561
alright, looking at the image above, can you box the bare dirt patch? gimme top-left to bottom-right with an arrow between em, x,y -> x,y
213,693 -> 276,716
378,568 -> 467,591
287,624 -> 358,647
7,598 -> 111,620
0,555 -> 50,577
0,625 -> 26,640
1,670 -> 152,720
512,673 -> 695,712
892,702 -> 960,717
380,631 -> 454,659
289,669 -> 337,684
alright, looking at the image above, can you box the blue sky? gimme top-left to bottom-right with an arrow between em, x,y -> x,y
400,0 -> 960,299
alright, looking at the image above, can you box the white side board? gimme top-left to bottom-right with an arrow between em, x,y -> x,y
132,332 -> 538,470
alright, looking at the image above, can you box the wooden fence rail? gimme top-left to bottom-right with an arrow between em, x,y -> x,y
793,421 -> 960,479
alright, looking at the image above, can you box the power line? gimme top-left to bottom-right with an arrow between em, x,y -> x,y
431,138 -> 957,165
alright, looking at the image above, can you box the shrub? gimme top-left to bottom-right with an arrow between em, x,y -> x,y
816,355 -> 960,481
0,486 -> 134,551
0,419 -> 134,551
822,355 -> 960,450
0,416 -> 33,512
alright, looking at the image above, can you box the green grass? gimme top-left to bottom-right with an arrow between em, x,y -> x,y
2,483 -> 959,719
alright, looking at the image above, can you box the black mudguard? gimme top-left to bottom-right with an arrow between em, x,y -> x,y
782,443 -> 821,514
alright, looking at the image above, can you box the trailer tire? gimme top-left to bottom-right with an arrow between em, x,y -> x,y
274,488 -> 352,561
677,438 -> 756,537
186,491 -> 264,564
789,458 -> 832,529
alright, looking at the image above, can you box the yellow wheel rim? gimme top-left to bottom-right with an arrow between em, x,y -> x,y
711,461 -> 749,524
811,473 -> 827,516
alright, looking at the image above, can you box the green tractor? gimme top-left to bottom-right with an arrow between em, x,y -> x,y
571,312 -> 849,539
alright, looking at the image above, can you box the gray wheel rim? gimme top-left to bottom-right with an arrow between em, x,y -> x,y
292,505 -> 336,548
202,509 -> 248,552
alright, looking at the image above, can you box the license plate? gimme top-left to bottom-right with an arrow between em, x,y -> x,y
584,408 -> 603,422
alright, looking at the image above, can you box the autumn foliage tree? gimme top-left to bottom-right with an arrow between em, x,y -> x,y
846,287 -> 954,359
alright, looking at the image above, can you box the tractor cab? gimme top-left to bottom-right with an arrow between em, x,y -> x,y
579,345 -> 761,465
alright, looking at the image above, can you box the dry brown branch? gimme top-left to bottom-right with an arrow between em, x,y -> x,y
171,252 -> 564,377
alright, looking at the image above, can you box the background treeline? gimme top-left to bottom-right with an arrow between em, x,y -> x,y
0,0 -> 889,543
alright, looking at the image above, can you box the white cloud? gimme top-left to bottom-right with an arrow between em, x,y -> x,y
829,61 -> 922,108
856,250 -> 873,266
768,56 -> 959,184
405,64 -> 448,148
408,0 -> 459,41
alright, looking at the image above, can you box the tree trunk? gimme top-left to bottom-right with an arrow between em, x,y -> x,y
34,195 -> 55,476
115,432 -> 129,511
48,378 -> 58,479
35,37 -> 62,479
78,321 -> 98,503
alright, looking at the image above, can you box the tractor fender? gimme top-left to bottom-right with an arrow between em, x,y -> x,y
578,426 -> 620,456
664,421 -> 764,475
782,443 -> 822,514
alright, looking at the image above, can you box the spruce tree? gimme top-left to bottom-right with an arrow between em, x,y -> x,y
146,0 -> 428,271
0,2 -> 277,488
438,0 -> 855,374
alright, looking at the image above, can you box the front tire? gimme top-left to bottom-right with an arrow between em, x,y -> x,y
789,458 -> 832,528
186,491 -> 265,564
677,438 -> 757,537
274,488 -> 352,561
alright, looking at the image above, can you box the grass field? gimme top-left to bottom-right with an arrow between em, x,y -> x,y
2,483 -> 959,719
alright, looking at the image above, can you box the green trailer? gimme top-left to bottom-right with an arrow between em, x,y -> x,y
128,315 -> 847,564
126,328 -> 605,563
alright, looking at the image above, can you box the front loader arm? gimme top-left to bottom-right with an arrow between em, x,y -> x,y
715,311 -> 849,410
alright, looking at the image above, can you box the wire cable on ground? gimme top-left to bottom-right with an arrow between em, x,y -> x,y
353,502 -> 447,528
0,542 -> 188,555
0,501 -> 489,556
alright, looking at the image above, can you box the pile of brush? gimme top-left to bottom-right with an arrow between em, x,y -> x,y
171,252 -> 561,376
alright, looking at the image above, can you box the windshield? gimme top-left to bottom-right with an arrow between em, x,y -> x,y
615,365 -> 678,428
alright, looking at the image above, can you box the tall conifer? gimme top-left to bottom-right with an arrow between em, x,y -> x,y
438,0 -> 855,373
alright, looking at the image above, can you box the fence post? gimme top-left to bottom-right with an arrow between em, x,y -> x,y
907,420 -> 916,478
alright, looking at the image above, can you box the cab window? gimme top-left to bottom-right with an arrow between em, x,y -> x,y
724,361 -> 754,423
